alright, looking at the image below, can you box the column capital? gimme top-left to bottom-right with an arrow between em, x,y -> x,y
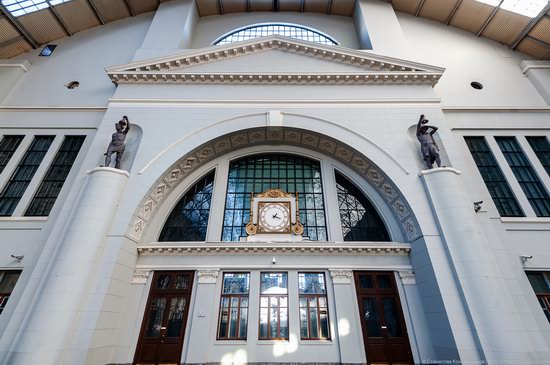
398,270 -> 416,285
329,269 -> 353,284
197,269 -> 220,284
132,269 -> 152,284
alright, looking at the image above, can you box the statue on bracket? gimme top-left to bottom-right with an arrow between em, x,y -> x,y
416,114 -> 442,169
104,115 -> 130,169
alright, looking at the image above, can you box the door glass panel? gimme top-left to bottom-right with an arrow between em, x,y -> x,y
145,297 -> 167,337
166,297 -> 187,337
363,297 -> 381,337
157,274 -> 171,289
382,297 -> 403,337
377,275 -> 391,289
174,275 -> 190,289
358,274 -> 373,289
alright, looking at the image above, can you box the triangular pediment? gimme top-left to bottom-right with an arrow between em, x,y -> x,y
106,35 -> 444,86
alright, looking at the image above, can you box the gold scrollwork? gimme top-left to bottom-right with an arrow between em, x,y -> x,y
246,222 -> 257,235
292,222 -> 304,235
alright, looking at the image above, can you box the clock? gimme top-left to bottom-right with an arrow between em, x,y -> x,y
258,202 -> 291,233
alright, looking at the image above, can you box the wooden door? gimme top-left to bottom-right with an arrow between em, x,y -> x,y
134,271 -> 194,365
354,271 -> 413,365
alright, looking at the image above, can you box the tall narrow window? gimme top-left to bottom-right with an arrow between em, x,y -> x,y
527,137 -> 550,177
526,272 -> 550,323
25,136 -> 85,216
0,270 -> 22,315
159,171 -> 215,241
223,154 -> 327,241
464,137 -> 523,217
496,137 -> 550,217
259,273 -> 288,340
0,136 -> 54,216
218,273 -> 250,340
0,136 -> 24,174
336,172 -> 390,241
298,272 -> 330,340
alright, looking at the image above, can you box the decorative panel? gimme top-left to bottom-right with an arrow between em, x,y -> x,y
330,0 -> 355,16
449,0 -> 495,33
196,0 -> 221,16
18,9 -> 66,44
517,37 -> 550,60
128,0 -> 158,14
55,0 -> 100,34
92,0 -> 131,23
481,9 -> 530,46
0,37 -> 31,58
222,0 -> 248,13
419,0 -> 457,22
391,0 -> 422,15
303,0 -> 330,14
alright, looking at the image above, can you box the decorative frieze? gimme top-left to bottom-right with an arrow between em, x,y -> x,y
330,270 -> 353,284
128,127 -> 422,244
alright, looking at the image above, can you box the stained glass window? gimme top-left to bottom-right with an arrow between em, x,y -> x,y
0,136 -> 54,216
527,136 -> 550,177
223,154 -> 327,241
0,136 -> 24,175
159,171 -> 215,241
464,136 -> 523,217
496,137 -> 550,217
25,136 -> 85,216
214,23 -> 338,45
259,273 -> 288,340
336,172 -> 390,241
298,273 -> 330,340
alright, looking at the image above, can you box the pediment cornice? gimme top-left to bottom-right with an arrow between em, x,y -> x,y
106,35 -> 444,86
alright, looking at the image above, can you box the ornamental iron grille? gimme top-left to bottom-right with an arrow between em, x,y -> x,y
222,154 -> 327,241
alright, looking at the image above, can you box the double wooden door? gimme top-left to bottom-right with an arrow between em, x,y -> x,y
134,271 -> 194,365
354,271 -> 413,365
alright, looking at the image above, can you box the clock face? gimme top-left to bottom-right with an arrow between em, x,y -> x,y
259,202 -> 290,233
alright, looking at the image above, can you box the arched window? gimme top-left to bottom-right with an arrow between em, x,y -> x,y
159,171 -> 215,241
214,23 -> 338,45
223,154 -> 327,241
336,171 -> 390,241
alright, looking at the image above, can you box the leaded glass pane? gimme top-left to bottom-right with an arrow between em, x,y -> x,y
0,136 -> 54,216
0,136 -> 24,174
527,137 -> 550,177
159,171 -> 215,241
215,23 -> 338,45
336,172 -> 390,241
464,137 -> 523,217
260,273 -> 287,294
496,137 -> 550,217
222,273 -> 250,294
298,273 -> 326,294
223,154 -> 327,241
25,136 -> 85,216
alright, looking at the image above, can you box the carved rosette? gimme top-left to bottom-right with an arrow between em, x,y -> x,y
330,270 -> 353,284
398,271 -> 416,285
197,270 -> 219,284
132,270 -> 151,284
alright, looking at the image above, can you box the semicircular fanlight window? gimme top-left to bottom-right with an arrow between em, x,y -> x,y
159,170 -> 215,241
214,23 -> 338,45
336,171 -> 390,242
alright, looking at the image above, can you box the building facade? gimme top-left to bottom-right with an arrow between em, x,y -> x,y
0,0 -> 550,364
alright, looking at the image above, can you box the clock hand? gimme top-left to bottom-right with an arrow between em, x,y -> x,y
272,213 -> 281,219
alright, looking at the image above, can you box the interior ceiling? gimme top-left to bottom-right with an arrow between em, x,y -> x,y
0,0 -> 548,60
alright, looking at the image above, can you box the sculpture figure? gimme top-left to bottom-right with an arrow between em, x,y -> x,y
104,115 -> 130,169
416,114 -> 441,169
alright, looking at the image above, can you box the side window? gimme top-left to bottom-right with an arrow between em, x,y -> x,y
527,136 -> 550,177
159,171 -> 215,241
464,136 -> 523,217
526,272 -> 550,323
0,270 -> 22,315
218,273 -> 250,340
298,272 -> 330,340
0,136 -> 24,174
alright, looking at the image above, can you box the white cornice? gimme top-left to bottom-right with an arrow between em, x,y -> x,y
106,36 -> 444,87
137,242 -> 411,256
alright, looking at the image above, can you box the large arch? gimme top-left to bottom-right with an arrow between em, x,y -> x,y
127,127 -> 421,243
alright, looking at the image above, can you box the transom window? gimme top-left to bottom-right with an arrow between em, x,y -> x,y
1,0 -> 73,17
222,154 -> 327,241
214,23 -> 338,45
